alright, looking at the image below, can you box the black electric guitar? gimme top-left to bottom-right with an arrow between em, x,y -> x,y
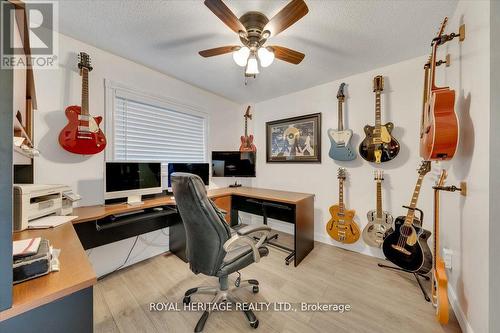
382,161 -> 433,274
359,75 -> 400,163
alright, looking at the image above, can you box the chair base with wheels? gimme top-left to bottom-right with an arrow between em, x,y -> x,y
183,273 -> 261,332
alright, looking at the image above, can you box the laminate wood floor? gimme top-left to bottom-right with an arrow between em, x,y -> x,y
94,241 -> 462,333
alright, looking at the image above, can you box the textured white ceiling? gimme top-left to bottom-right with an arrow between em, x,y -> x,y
58,0 -> 458,104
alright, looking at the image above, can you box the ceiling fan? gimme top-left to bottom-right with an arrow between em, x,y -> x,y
199,0 -> 309,77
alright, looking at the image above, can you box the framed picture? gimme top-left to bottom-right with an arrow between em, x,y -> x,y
266,113 -> 321,163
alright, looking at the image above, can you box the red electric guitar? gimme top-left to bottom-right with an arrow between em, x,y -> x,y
59,52 -> 107,155
239,106 -> 256,152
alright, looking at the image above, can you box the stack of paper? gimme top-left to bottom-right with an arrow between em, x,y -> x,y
13,237 -> 41,259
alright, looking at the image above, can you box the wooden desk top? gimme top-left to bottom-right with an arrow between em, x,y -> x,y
73,186 -> 314,224
0,223 -> 97,321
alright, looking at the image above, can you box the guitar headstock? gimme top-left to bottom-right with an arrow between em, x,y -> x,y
436,169 -> 447,186
336,83 -> 346,102
244,106 -> 252,120
78,52 -> 93,72
374,170 -> 384,182
337,168 -> 346,181
417,160 -> 432,176
373,75 -> 384,92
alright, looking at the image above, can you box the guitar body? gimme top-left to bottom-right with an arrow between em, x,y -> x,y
382,216 -> 432,273
362,210 -> 393,248
59,106 -> 107,155
326,205 -> 360,244
432,258 -> 449,323
240,134 -> 256,152
420,88 -> 458,160
359,123 -> 400,163
327,129 -> 356,161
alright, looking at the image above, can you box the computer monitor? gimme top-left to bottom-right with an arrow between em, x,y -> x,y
211,151 -> 256,177
167,163 -> 209,190
105,162 -> 162,205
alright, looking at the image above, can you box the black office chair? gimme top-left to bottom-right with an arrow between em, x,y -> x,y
171,173 -> 271,332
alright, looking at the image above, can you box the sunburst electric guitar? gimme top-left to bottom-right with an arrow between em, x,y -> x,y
420,17 -> 459,161
362,170 -> 393,248
326,168 -> 360,244
359,75 -> 400,163
239,106 -> 256,152
59,52 -> 107,155
328,83 -> 356,161
382,161 -> 433,274
432,169 -> 449,324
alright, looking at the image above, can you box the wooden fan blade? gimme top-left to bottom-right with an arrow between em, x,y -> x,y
270,46 -> 305,64
204,0 -> 246,34
199,46 -> 238,57
264,0 -> 308,37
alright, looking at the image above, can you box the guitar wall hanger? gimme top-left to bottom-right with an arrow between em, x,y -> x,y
433,181 -> 467,196
432,24 -> 466,45
424,54 -> 451,69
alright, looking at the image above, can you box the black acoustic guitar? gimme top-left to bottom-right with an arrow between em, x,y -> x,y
359,75 -> 400,163
382,161 -> 433,274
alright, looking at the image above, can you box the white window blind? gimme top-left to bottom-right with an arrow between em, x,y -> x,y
111,92 -> 207,187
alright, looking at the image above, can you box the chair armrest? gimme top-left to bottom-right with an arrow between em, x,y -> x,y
236,225 -> 272,236
223,227 -> 270,263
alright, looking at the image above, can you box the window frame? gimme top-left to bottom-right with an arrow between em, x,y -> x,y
104,79 -> 210,165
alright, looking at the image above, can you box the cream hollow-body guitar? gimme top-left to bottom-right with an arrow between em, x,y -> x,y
362,170 -> 393,248
326,168 -> 360,244
328,83 -> 356,161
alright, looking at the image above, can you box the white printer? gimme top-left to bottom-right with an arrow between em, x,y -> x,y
13,184 -> 79,231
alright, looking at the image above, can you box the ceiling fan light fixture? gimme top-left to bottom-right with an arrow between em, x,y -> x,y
258,47 -> 275,67
246,53 -> 259,75
233,46 -> 250,67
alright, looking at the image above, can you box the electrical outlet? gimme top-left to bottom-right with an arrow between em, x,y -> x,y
443,248 -> 453,270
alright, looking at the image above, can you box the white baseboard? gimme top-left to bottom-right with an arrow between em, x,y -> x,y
448,283 -> 474,333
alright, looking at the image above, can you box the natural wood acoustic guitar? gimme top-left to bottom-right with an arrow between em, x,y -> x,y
432,169 -> 449,324
326,168 -> 360,244
420,17 -> 458,160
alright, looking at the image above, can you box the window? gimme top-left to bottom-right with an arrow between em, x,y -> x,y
106,82 -> 208,188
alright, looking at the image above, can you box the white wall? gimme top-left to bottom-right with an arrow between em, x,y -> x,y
489,2 -> 499,332
252,1 -> 490,331
253,56 -> 431,258
438,1 -> 490,332
33,33 -> 247,276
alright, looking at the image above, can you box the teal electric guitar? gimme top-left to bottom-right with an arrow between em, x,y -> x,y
328,83 -> 356,161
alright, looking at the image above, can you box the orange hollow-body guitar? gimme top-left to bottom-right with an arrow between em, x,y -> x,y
432,170 -> 449,324
326,168 -> 360,244
420,17 -> 458,161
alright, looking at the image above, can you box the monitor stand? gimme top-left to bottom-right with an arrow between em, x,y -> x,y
229,179 -> 242,188
127,195 -> 144,206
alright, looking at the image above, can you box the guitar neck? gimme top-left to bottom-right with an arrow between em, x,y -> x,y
81,69 -> 89,116
375,91 -> 382,130
433,188 -> 440,267
376,181 -> 382,218
429,43 -> 439,91
244,117 -> 248,137
405,174 -> 425,223
339,179 -> 344,214
337,100 -> 344,131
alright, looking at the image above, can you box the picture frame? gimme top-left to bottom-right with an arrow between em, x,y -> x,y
266,113 -> 321,163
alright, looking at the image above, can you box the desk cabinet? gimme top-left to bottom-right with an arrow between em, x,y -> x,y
212,195 -> 231,224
